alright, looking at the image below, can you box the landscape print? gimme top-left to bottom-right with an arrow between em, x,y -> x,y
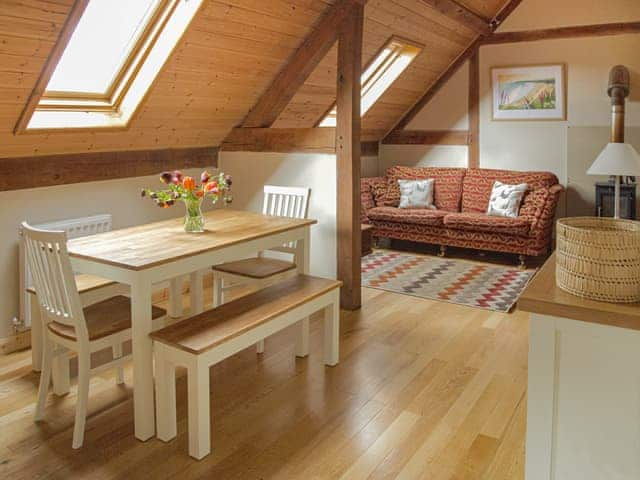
492,64 -> 565,120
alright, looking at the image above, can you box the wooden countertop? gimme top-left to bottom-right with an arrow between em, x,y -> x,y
518,252 -> 640,330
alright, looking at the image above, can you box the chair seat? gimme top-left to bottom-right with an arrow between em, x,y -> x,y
27,274 -> 117,295
212,257 -> 297,279
47,296 -> 166,341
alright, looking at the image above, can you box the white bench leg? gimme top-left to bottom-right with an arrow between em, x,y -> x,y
168,277 -> 183,318
30,294 -> 42,372
190,270 -> 204,315
256,339 -> 265,354
155,348 -> 177,442
113,342 -> 124,385
52,347 -> 70,396
323,295 -> 340,366
188,360 -> 210,460
295,318 -> 310,358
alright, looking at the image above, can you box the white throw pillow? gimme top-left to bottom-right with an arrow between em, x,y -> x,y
487,181 -> 528,218
398,179 -> 435,209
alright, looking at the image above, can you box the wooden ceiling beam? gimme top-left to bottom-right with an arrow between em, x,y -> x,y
222,127 -> 378,155
222,128 -> 336,153
382,0 -> 524,140
0,146 -> 218,192
420,0 -> 490,35
484,21 -> 640,44
382,130 -> 469,145
240,0 -> 365,128
489,0 -> 524,30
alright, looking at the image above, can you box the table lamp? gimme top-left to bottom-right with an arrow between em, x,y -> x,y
587,142 -> 640,219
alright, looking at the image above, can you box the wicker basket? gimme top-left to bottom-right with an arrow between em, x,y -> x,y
555,217 -> 640,303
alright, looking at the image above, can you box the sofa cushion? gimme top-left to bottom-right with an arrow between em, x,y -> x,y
444,212 -> 531,236
381,166 -> 466,211
462,168 -> 559,215
368,206 -> 448,226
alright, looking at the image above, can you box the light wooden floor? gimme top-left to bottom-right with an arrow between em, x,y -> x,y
0,285 -> 528,480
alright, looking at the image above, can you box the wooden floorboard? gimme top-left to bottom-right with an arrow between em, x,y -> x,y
0,281 -> 527,479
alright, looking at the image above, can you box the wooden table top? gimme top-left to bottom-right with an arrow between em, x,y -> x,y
518,252 -> 640,330
67,209 -> 316,271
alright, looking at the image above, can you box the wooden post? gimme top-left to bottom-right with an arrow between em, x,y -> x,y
336,3 -> 363,310
468,50 -> 480,168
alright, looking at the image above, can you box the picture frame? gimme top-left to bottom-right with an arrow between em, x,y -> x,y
491,64 -> 566,121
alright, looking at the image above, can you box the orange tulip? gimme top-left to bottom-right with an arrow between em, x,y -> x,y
196,190 -> 204,198
182,176 -> 196,191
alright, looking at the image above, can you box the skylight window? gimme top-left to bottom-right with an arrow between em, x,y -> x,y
17,0 -> 203,132
318,37 -> 422,127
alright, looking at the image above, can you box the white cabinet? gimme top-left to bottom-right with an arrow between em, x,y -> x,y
527,313 -> 640,480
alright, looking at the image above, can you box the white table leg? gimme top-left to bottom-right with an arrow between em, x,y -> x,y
190,270 -> 204,315
295,228 -> 311,357
323,293 -> 340,366
131,278 -> 155,441
30,293 -> 42,372
168,277 -> 183,318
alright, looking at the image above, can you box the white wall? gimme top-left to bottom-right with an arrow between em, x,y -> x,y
380,62 -> 470,174
0,167 -> 216,339
218,151 -> 337,280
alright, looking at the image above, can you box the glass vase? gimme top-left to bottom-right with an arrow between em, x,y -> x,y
183,197 -> 205,233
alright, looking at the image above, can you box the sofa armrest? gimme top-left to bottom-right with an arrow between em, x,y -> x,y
529,184 -> 564,237
361,176 -> 385,223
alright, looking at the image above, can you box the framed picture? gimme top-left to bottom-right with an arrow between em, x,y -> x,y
491,64 -> 566,121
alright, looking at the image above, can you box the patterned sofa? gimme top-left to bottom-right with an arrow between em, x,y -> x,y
361,166 -> 564,262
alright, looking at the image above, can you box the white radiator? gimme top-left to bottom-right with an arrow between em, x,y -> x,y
18,214 -> 113,327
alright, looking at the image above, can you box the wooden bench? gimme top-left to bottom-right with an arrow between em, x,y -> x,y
150,274 -> 342,459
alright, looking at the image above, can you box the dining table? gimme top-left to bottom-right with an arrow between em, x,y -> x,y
66,208 -> 316,441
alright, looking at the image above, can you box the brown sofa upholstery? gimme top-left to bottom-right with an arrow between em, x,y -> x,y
361,167 -> 564,258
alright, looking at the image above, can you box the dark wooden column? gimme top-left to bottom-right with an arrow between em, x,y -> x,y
336,3 -> 363,310
468,50 -> 480,168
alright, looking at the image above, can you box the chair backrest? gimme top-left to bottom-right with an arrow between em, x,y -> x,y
262,185 -> 310,219
21,222 -> 88,340
261,185 -> 311,255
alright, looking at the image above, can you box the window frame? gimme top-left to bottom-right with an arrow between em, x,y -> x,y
14,0 -> 200,134
316,35 -> 424,128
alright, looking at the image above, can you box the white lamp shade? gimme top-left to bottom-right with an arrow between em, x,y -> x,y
587,142 -> 640,176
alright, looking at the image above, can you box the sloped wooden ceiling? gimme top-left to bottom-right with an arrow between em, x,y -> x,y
0,0 -> 335,158
272,0 -> 508,140
0,0 -> 513,158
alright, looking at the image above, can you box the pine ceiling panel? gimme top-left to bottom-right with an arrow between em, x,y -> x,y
0,0 -> 333,158
273,0 -> 509,139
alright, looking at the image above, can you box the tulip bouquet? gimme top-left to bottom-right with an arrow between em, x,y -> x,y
142,170 -> 232,232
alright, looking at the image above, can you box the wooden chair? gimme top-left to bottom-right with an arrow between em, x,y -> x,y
22,222 -> 167,449
152,274 -> 341,459
28,275 -> 126,376
211,185 -> 310,353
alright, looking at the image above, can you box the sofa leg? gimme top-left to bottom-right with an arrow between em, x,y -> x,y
518,254 -> 527,269
438,245 -> 447,257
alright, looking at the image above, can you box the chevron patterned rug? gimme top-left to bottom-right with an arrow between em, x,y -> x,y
361,250 -> 536,313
